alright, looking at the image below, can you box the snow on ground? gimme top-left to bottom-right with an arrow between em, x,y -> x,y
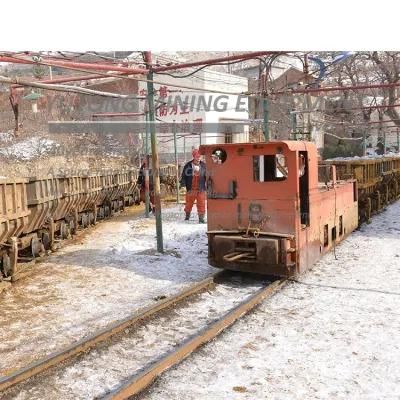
0,205 -> 214,374
0,136 -> 60,160
0,132 -> 13,143
4,275 -> 265,400
145,202 -> 400,400
326,153 -> 400,161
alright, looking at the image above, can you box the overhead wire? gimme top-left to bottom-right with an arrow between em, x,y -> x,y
1,53 -> 256,97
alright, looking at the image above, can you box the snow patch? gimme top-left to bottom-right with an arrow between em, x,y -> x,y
0,137 -> 60,160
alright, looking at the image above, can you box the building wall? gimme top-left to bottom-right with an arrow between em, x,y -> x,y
138,69 -> 249,159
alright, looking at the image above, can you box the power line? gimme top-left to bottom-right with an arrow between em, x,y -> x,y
273,81 -> 400,95
1,53 -> 253,97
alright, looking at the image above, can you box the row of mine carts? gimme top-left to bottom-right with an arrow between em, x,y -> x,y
325,155 -> 400,223
0,170 -> 141,281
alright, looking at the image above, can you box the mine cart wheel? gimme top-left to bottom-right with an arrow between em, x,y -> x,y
60,222 -> 70,239
104,205 -> 111,218
98,207 -> 105,220
41,232 -> 51,250
134,190 -> 141,205
81,213 -> 89,228
88,212 -> 95,225
1,253 -> 11,278
31,237 -> 44,258
69,219 -> 77,235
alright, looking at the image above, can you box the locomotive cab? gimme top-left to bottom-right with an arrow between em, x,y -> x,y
200,141 -> 358,277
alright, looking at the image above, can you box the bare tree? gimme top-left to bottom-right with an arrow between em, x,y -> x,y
370,51 -> 400,126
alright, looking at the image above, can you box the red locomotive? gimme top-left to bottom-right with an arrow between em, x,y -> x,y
200,141 -> 359,277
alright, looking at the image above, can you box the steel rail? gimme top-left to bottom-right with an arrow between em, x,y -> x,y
0,272 -> 225,393
102,279 -> 287,400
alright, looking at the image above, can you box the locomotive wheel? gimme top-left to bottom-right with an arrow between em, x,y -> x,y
1,253 -> 11,278
41,232 -> 51,250
31,237 -> 44,258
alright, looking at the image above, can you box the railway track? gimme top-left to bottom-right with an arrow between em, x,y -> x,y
0,272 -> 286,400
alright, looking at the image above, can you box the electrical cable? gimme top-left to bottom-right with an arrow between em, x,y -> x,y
1,53 -> 255,97
288,278 -> 400,296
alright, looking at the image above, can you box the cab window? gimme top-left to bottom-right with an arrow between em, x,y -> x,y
253,154 -> 288,182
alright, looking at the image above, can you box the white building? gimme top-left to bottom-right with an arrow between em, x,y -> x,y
138,69 -> 249,161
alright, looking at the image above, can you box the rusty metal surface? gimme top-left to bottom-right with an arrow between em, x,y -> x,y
102,279 -> 287,400
326,156 -> 400,222
0,272 -> 224,393
201,141 -> 359,276
0,166 -> 157,281
0,179 -> 30,244
24,177 -> 59,234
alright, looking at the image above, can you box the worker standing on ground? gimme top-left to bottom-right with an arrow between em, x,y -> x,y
180,149 -> 206,223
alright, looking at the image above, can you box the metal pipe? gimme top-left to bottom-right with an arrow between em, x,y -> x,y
291,103 -> 400,114
0,55 -> 149,74
274,81 -> 400,95
11,73 -> 133,89
14,74 -> 113,87
152,51 -> 282,73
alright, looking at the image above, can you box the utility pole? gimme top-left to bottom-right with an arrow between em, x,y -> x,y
304,54 -> 312,139
397,128 -> 400,153
290,108 -> 297,140
144,111 -> 150,218
363,130 -> 367,156
144,51 -> 164,253
260,71 -> 269,142
263,97 -> 269,141
173,121 -> 180,204
383,130 -> 386,155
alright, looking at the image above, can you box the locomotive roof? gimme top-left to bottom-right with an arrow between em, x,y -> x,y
200,140 -> 316,152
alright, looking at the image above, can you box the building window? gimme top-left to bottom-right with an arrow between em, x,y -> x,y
224,126 -> 233,144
